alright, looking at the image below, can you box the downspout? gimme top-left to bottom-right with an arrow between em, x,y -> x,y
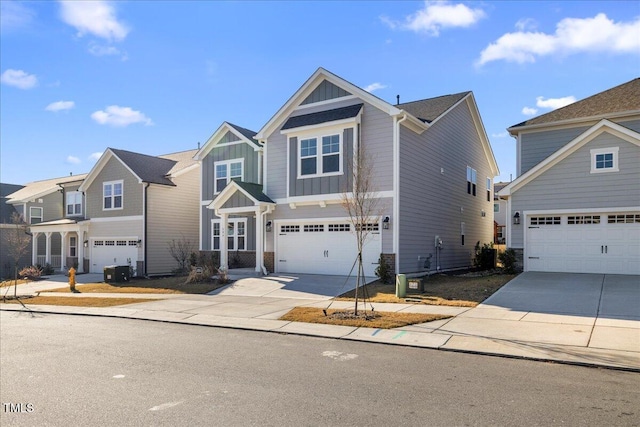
260,205 -> 274,275
393,112 -> 408,275
143,183 -> 150,276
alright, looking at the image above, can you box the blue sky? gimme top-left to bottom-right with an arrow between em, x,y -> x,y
1,1 -> 638,185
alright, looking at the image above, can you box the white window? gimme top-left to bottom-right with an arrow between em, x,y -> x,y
103,181 -> 123,210
466,166 -> 477,196
590,147 -> 619,173
494,203 -> 500,213
30,207 -> 43,224
486,177 -> 491,202
460,222 -> 466,246
212,218 -> 247,251
298,133 -> 342,178
66,191 -> 82,216
69,236 -> 77,257
214,159 -> 243,193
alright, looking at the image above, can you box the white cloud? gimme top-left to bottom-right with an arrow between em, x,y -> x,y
59,0 -> 129,42
1,69 -> 37,89
66,155 -> 81,164
491,132 -> 508,138
515,18 -> 537,32
91,105 -> 153,127
382,1 -> 486,36
89,152 -> 103,161
88,42 -> 120,56
536,95 -> 576,110
1,1 -> 35,32
364,82 -> 387,92
522,107 -> 538,116
477,13 -> 640,66
45,100 -> 75,112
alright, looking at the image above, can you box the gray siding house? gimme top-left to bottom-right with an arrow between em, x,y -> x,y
499,78 -> 640,275
1,183 -> 30,278
199,68 -> 499,276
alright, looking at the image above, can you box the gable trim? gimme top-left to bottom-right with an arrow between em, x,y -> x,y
194,122 -> 261,161
499,119 -> 640,197
207,180 -> 275,212
79,149 -> 142,192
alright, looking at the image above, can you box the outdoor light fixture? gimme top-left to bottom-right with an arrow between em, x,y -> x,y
83,240 -> 88,248
137,239 -> 142,247
383,216 -> 390,229
513,211 -> 521,225
266,221 -> 272,232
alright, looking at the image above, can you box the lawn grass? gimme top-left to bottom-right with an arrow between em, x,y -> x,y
337,272 -> 517,307
0,279 -> 30,288
280,307 -> 451,329
47,276 -> 225,295
0,296 -> 157,307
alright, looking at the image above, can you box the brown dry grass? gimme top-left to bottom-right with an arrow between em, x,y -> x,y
0,279 -> 30,288
337,273 -> 517,307
0,296 -> 157,307
280,307 -> 451,329
47,276 -> 224,295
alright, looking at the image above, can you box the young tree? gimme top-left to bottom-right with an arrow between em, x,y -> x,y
168,235 -> 194,274
341,144 -> 382,316
4,212 -> 31,298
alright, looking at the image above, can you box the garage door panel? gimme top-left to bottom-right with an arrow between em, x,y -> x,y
90,239 -> 139,273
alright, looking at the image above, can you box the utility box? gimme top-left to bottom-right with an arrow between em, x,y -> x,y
104,265 -> 130,283
396,274 -> 407,298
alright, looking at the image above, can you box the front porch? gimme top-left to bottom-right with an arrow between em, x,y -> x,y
30,219 -> 89,273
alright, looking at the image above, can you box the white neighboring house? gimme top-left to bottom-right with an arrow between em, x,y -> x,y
499,78 -> 640,275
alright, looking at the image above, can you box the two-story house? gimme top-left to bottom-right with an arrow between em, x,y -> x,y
499,78 -> 640,275
1,182 -> 30,278
5,148 -> 200,276
198,68 -> 499,277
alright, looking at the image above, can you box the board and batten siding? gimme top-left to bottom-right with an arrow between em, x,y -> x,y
301,80 -> 351,105
146,168 -> 200,275
510,132 -> 640,247
85,157 -> 143,219
398,100 -> 494,273
202,142 -> 260,201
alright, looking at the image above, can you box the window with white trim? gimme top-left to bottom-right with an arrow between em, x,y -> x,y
460,222 -> 466,246
486,177 -> 491,202
466,166 -> 477,196
30,207 -> 43,224
103,181 -> 123,210
69,236 -> 77,257
66,191 -> 82,216
212,218 -> 247,251
298,133 -> 342,178
590,147 -> 619,173
494,203 -> 500,213
215,159 -> 243,193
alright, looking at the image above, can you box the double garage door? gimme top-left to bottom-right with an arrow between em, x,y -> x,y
276,221 -> 381,277
90,239 -> 139,273
526,212 -> 640,275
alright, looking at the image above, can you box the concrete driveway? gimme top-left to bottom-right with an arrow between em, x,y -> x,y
209,274 -> 373,300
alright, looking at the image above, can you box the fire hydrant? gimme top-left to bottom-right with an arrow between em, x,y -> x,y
69,267 -> 76,292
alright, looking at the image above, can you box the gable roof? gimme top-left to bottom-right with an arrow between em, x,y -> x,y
509,78 -> 640,133
193,122 -> 261,161
158,149 -> 199,176
110,148 -> 177,186
399,92 -> 470,124
6,174 -> 88,204
209,180 -> 275,212
499,119 -> 640,197
281,104 -> 364,130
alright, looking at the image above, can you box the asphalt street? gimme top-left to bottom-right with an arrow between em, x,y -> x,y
1,311 -> 638,426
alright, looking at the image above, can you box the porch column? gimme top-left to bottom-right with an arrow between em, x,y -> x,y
60,231 -> 68,271
255,207 -> 263,274
219,212 -> 228,270
32,232 -> 39,266
77,230 -> 84,273
45,232 -> 52,265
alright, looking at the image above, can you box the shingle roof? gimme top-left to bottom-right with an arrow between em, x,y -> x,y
5,174 -> 88,203
234,181 -> 275,203
281,104 -> 364,130
158,149 -> 199,175
227,123 -> 260,147
110,148 -> 178,186
398,92 -> 470,123
510,78 -> 640,130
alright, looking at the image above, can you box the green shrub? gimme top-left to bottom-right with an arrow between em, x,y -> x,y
375,253 -> 392,284
474,242 -> 497,271
498,248 -> 518,274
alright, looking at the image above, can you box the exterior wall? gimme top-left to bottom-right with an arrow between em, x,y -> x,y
202,140 -> 260,201
201,207 -> 257,252
146,167 -> 200,275
62,182 -> 85,220
23,191 -> 64,224
85,156 -> 143,219
510,132 -> 640,247
398,100 -> 494,273
221,192 -> 255,209
0,224 -> 32,279
301,80 -> 351,105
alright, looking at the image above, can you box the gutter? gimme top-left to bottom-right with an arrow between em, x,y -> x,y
143,183 -> 149,276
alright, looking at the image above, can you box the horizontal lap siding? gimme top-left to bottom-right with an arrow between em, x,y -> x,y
399,101 -> 494,273
265,133 -> 288,200
85,157 -> 143,218
361,105 -> 393,192
510,134 -> 640,247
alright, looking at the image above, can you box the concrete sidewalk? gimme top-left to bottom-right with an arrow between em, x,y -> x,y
2,272 -> 638,371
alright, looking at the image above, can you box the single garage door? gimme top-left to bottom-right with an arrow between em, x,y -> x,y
526,212 -> 640,275
90,239 -> 139,273
276,221 -> 381,277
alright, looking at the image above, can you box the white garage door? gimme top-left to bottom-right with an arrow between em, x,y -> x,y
526,213 -> 640,275
276,221 -> 381,277
90,239 -> 139,273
